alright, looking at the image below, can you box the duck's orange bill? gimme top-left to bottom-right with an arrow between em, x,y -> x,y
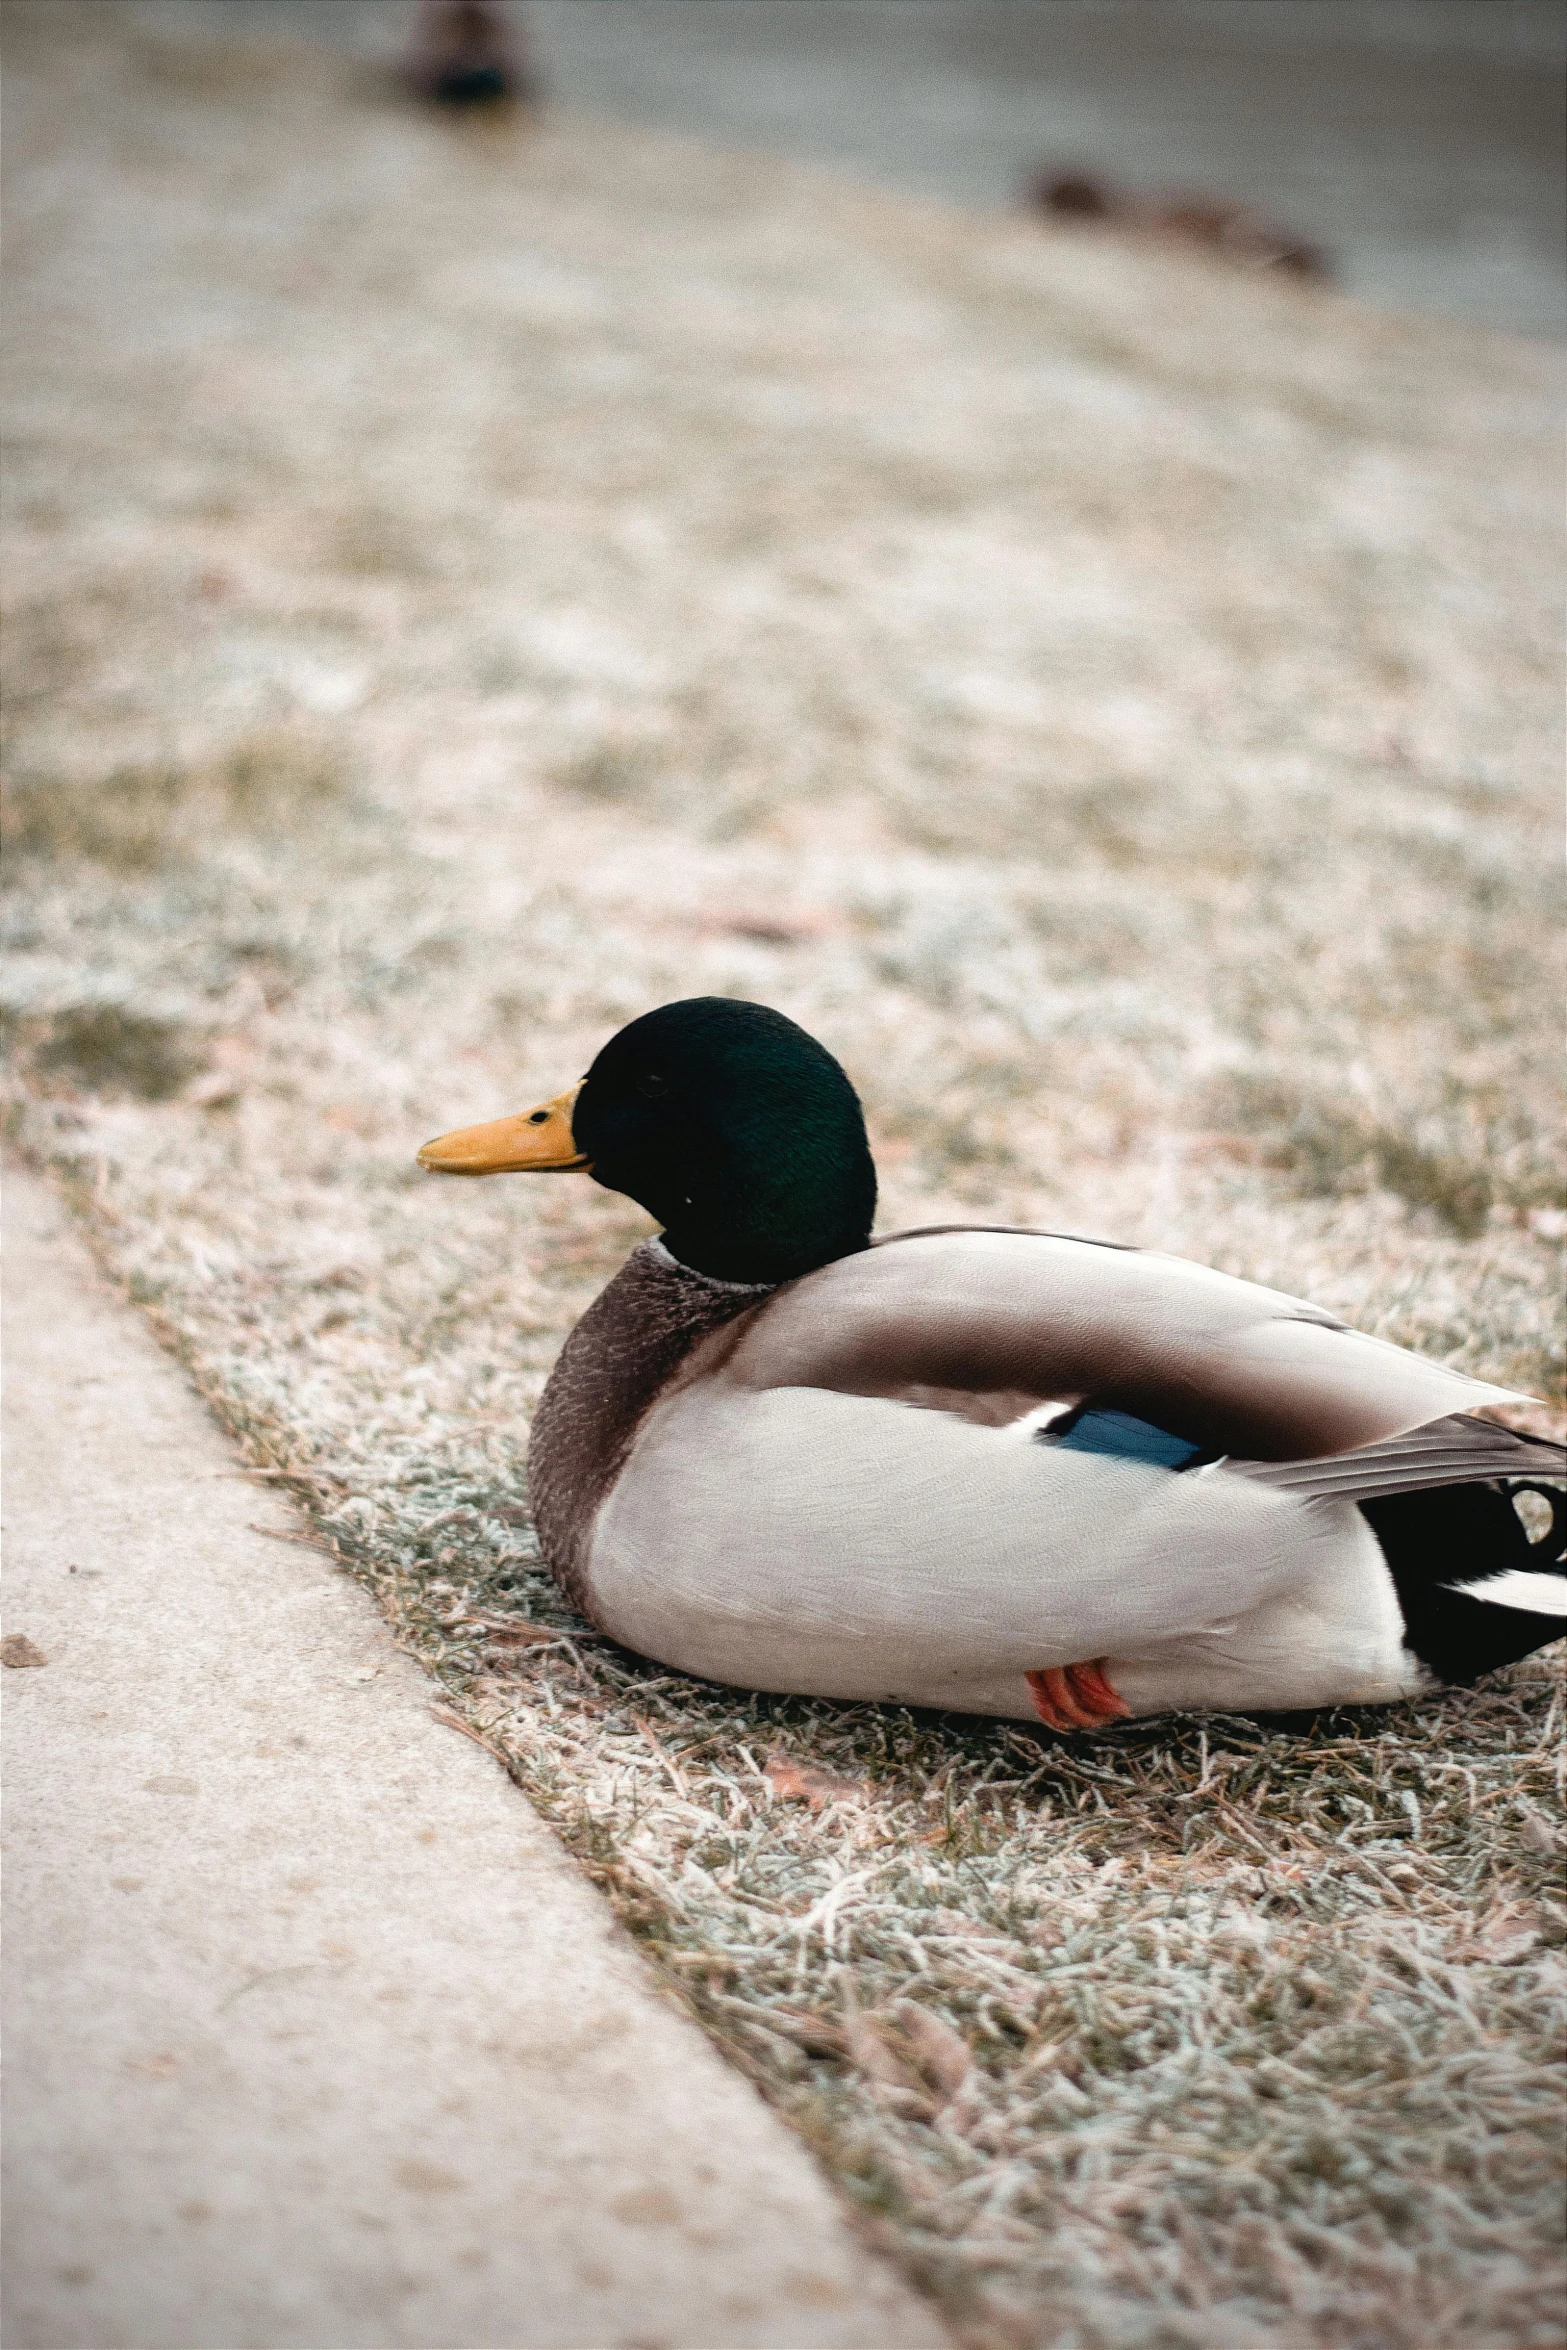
416,1083 -> 589,1176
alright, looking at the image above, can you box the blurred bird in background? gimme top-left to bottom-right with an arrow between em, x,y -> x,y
406,0 -> 538,112
1033,168 -> 1329,278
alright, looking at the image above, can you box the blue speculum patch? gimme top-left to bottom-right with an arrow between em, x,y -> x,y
1046,1408 -> 1208,1471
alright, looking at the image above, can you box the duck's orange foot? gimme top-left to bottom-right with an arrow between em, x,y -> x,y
1026,1661 -> 1131,1733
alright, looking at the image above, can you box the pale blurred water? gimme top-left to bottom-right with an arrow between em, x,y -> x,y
130,1 -> 1566,337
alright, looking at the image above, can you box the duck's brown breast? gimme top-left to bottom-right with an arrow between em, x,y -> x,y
526,1240 -> 772,1616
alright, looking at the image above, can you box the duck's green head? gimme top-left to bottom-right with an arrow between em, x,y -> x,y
417,997 -> 877,1285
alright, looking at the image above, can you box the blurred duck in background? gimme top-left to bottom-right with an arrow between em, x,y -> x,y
1034,169 -> 1329,280
407,0 -> 537,112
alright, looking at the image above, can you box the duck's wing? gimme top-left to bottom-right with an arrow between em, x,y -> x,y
1228,1413 -> 1563,1498
590,1231 -> 1556,1713
720,1227 -> 1535,1461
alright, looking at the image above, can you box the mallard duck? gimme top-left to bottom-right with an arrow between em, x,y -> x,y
407,1 -> 534,110
418,998 -> 1564,1729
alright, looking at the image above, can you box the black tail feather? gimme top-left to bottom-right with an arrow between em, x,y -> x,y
1363,1478 -> 1566,1685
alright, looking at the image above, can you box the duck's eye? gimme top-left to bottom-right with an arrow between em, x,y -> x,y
528,1110 -> 549,1125
636,1072 -> 667,1100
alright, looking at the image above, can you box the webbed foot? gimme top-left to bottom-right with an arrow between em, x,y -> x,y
1026,1660 -> 1130,1733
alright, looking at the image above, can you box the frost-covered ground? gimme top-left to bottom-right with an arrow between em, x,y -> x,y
3,9 -> 1563,2346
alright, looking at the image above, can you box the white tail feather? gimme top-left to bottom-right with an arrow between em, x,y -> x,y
1443,1570 -> 1567,1616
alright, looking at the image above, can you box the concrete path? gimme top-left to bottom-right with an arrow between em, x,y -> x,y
1,1167 -> 947,2350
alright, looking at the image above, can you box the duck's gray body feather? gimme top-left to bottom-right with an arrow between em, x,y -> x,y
528,1228 -> 1553,1722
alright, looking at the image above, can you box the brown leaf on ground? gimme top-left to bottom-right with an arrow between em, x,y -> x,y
483,1623 -> 568,1649
890,2000 -> 974,2107
1517,1804 -> 1561,1857
843,2010 -> 933,2118
1453,1901 -> 1544,1965
924,1906 -> 1016,1946
767,2008 -> 848,2057
700,912 -> 832,946
840,2002 -> 981,2121
1,1634 -> 49,1668
765,1754 -> 869,1809
183,1068 -> 242,1109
